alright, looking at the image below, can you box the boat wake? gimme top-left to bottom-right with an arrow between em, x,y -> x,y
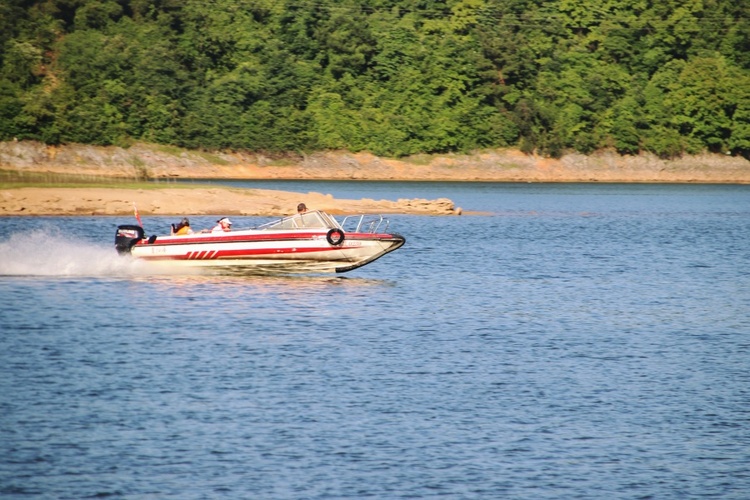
0,229 -> 390,282
0,229 -> 190,277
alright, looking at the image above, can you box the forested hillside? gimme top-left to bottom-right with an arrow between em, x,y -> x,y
1,0 -> 749,159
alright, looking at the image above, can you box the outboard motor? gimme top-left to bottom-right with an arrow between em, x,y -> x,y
115,225 -> 145,255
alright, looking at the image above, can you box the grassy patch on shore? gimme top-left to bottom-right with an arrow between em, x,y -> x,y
0,170 -> 215,190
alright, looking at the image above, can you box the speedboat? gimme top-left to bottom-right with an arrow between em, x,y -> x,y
114,210 -> 405,273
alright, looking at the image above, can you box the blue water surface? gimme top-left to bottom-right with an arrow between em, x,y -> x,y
1,183 -> 749,499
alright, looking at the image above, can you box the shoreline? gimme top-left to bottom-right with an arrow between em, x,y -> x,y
1,140 -> 749,216
2,141 -> 749,184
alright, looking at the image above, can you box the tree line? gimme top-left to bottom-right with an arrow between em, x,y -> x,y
1,0 -> 749,159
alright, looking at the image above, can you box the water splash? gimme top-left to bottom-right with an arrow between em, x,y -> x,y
0,229 -> 165,277
0,227 -> 394,280
0,229 -> 360,280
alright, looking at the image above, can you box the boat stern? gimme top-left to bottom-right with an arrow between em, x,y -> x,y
115,225 -> 145,255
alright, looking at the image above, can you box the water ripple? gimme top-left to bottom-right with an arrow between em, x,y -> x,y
2,185 -> 750,498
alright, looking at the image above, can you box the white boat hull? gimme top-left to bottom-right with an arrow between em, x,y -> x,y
116,211 -> 405,274
129,230 -> 404,273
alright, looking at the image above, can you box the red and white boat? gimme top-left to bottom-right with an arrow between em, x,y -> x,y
115,210 -> 405,273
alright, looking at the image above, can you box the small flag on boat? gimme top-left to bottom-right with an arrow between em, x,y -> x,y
133,202 -> 143,227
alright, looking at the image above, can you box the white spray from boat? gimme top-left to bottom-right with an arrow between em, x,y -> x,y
0,228 -> 193,277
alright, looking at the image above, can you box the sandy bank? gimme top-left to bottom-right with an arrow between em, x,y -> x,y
0,186 -> 458,217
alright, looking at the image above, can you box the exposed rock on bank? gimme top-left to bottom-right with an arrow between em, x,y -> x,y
2,140 -> 749,183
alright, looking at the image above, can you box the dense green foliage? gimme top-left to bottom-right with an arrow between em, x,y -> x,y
1,0 -> 749,158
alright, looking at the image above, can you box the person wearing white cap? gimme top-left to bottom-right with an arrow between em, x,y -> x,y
211,217 -> 233,233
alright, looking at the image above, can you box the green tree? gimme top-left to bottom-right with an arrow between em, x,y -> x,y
663,56 -> 743,154
1,0 -> 748,159
0,80 -> 23,138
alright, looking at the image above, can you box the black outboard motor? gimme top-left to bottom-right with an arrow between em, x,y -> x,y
115,225 -> 145,255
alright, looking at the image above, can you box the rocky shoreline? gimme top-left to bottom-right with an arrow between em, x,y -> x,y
1,140 -> 748,216
2,140 -> 749,183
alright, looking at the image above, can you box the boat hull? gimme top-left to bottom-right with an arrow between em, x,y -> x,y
128,230 -> 405,274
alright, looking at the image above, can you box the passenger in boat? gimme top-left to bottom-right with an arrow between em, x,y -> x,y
171,217 -> 193,236
295,203 -> 309,227
211,217 -> 233,232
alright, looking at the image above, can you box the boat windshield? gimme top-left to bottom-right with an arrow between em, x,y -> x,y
258,210 -> 340,230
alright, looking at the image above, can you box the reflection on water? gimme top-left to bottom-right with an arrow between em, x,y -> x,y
133,273 -> 393,299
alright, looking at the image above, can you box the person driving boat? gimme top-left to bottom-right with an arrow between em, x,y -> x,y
171,217 -> 193,235
211,217 -> 232,232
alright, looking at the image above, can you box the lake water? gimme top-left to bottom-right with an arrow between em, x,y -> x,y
1,182 -> 749,499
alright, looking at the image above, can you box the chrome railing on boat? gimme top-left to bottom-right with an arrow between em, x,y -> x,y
340,214 -> 390,234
